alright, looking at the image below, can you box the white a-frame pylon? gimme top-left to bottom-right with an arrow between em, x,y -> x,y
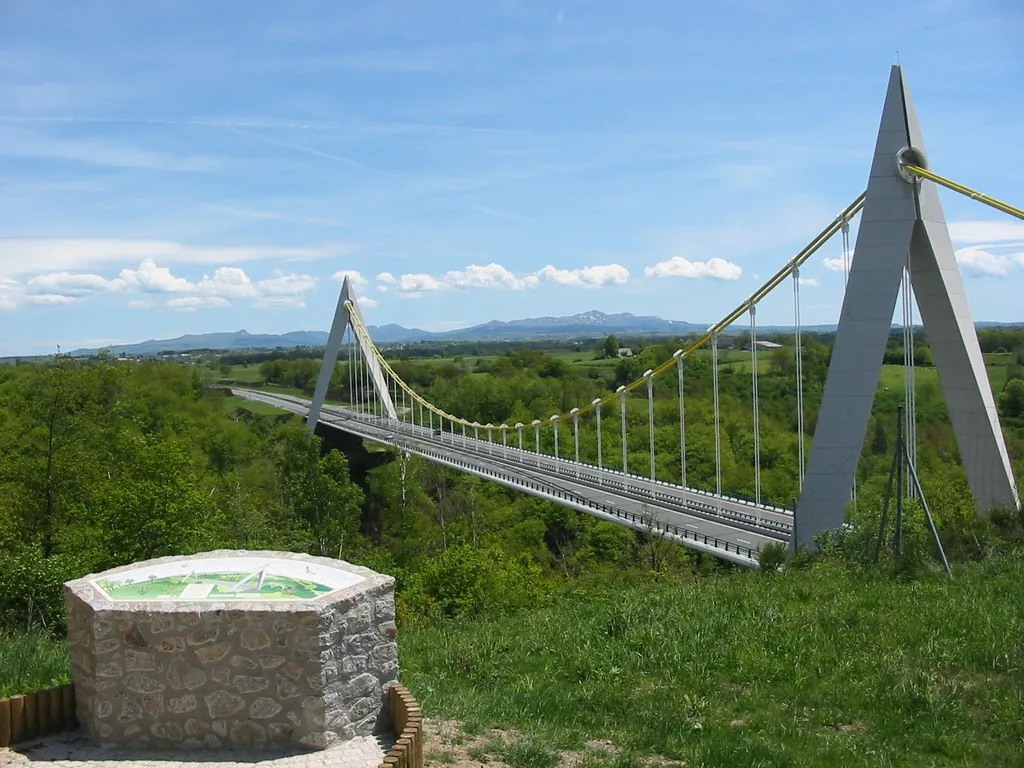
307,276 -> 397,429
796,65 -> 1020,548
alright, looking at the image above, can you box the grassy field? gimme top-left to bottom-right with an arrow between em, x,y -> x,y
221,394 -> 295,416
403,552 -> 1024,767
0,630 -> 69,698
3,551 -> 1023,765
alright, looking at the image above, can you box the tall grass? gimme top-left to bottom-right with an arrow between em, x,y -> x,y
402,553 -> 1024,767
0,629 -> 69,698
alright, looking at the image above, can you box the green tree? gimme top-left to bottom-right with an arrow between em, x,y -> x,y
998,378 -> 1024,418
602,334 -> 621,359
276,425 -> 364,558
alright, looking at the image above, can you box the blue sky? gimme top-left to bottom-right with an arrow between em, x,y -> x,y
1,0 -> 1022,355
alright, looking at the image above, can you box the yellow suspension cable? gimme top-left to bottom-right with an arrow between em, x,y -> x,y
904,165 -> 1024,221
346,192 -> 866,430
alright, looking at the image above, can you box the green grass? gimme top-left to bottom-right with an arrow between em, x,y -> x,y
0,629 -> 69,698
216,364 -> 265,382
221,395 -> 295,416
402,552 -> 1024,767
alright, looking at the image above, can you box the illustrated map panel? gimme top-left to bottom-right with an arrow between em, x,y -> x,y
91,556 -> 364,602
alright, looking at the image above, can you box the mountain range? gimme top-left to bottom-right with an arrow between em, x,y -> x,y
66,310 -> 1021,357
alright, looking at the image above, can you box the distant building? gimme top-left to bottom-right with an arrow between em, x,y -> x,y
617,347 -> 634,358
745,340 -> 784,352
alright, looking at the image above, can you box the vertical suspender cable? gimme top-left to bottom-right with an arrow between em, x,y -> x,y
646,372 -> 655,483
750,302 -> 761,506
793,267 -> 805,489
358,338 -> 365,416
572,410 -> 580,465
347,327 -> 354,411
902,256 -> 917,499
712,333 -> 722,511
844,219 -> 858,510
675,352 -> 686,490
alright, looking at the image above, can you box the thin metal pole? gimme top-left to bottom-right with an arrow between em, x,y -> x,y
906,452 -> 952,577
595,403 -> 603,473
712,333 -> 722,508
347,327 -> 354,410
553,420 -> 559,461
534,423 -> 540,467
518,427 -> 523,451
619,388 -> 628,475
676,354 -> 686,489
793,268 -> 805,490
896,405 -> 904,557
873,438 -> 900,564
750,303 -> 761,506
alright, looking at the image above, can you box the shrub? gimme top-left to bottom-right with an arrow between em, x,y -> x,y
0,552 -> 86,634
399,545 -> 545,624
757,542 -> 789,571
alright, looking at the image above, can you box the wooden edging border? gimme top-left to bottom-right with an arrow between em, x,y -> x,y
380,684 -> 423,768
0,682 -> 409,758
0,683 -> 76,748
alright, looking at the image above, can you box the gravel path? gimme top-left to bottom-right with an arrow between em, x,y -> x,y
0,730 -> 390,768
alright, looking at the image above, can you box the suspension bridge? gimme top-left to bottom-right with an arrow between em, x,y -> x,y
235,66 -> 1023,567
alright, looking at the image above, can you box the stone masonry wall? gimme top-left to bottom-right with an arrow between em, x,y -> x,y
64,552 -> 398,751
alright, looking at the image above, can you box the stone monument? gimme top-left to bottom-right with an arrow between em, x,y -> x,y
63,550 -> 398,750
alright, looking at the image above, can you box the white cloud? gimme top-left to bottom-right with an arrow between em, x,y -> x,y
398,273 -> 446,292
954,247 -> 1014,277
332,270 -> 368,290
388,261 -> 630,295
127,300 -> 153,309
644,256 -> 742,280
25,271 -> 123,296
536,264 -> 629,287
197,266 -> 255,298
167,296 -> 231,311
27,293 -> 77,306
0,238 -> 347,278
948,220 -> 1024,245
819,245 -> 1024,279
2,260 -> 319,310
119,258 -> 192,293
358,296 -> 379,308
798,276 -> 819,287
258,273 -> 317,297
445,262 -> 538,290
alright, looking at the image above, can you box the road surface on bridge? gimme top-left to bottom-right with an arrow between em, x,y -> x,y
233,389 -> 793,566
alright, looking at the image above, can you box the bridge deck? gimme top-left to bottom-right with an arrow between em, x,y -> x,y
234,389 -> 793,567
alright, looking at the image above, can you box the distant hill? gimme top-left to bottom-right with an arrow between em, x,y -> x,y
434,310 -> 709,340
67,310 -> 1023,357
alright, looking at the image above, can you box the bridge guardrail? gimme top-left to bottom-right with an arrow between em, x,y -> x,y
237,391 -> 768,563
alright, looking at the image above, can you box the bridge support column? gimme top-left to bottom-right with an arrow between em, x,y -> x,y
796,65 -> 1019,548
308,276 -> 397,429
